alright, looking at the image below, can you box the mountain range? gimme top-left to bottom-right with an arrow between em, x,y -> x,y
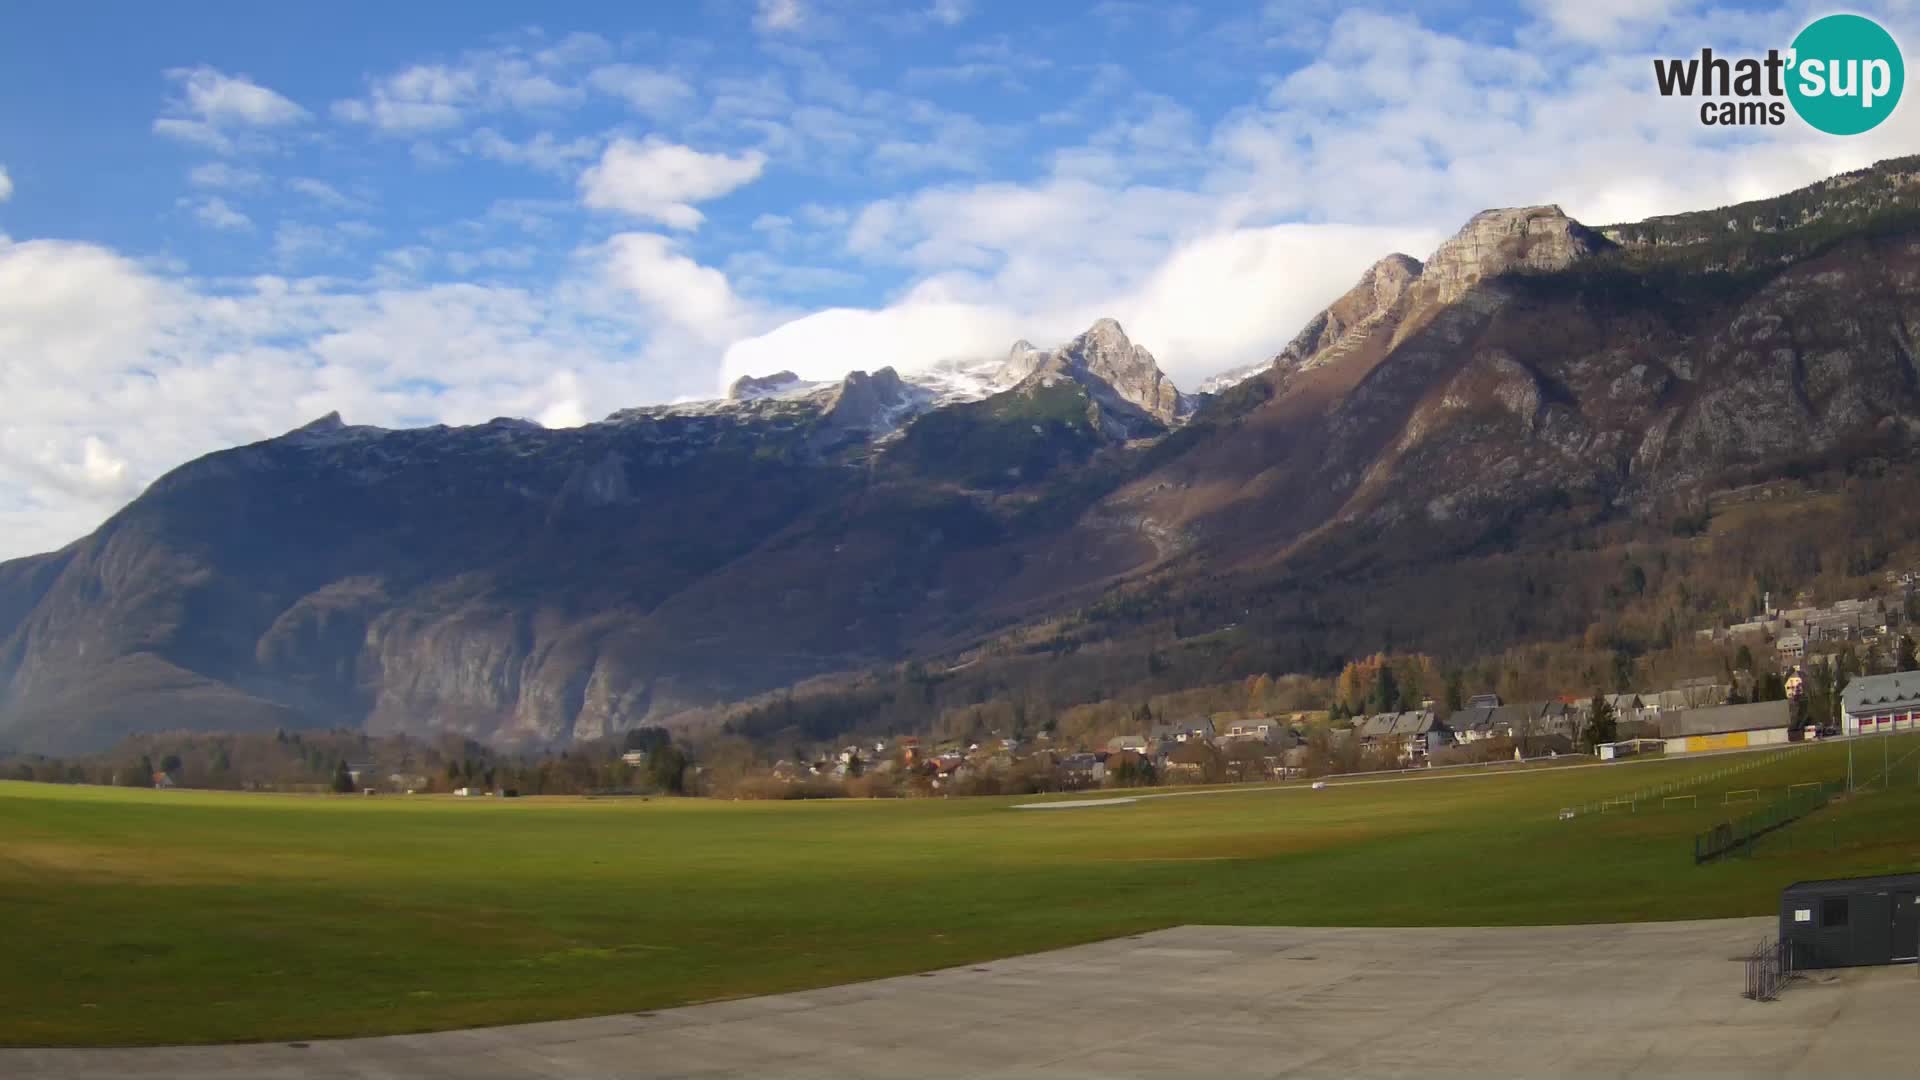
10,155 -> 1920,754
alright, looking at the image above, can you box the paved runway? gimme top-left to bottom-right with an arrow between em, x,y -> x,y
5,917 -> 1913,1078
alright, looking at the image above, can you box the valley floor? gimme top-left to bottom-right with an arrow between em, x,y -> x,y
3,918 -> 1911,1078
3,736 -> 1919,1047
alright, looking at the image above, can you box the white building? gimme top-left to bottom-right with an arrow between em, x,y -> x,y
1840,672 -> 1920,736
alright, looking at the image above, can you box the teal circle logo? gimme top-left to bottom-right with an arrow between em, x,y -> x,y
1788,14 -> 1904,135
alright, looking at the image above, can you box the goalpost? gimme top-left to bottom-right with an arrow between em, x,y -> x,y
1788,781 -> 1822,799
1724,788 -> 1760,806
1663,794 -> 1697,809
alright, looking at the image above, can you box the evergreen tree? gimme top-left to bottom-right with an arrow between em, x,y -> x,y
1584,693 -> 1617,752
1368,665 -> 1400,716
646,744 -> 689,795
331,760 -> 355,793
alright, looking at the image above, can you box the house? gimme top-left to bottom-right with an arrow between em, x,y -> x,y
1776,632 -> 1807,660
1446,706 -> 1499,742
1158,719 -> 1216,743
1660,699 -> 1791,753
1217,719 -> 1298,748
1359,709 -> 1448,761
1356,712 -> 1400,746
1841,672 -> 1920,736
1601,693 -> 1661,733
1602,693 -> 1642,718
620,751 -> 647,767
1060,753 -> 1105,783
1666,677 -> 1730,709
1107,734 -> 1150,754
1536,701 -> 1582,741
1393,710 -> 1451,759
1466,693 -> 1502,708
1488,702 -> 1536,739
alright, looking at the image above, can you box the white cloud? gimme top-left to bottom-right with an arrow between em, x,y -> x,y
459,128 -> 600,174
333,43 -> 592,136
579,137 -> 767,229
0,235 -> 706,559
1115,224 -> 1442,386
184,196 -> 253,232
1525,0 -> 1688,43
724,292 -> 1020,387
167,65 -> 307,126
152,118 -> 233,153
273,221 -> 379,265
333,65 -> 470,133
928,0 -> 972,27
724,223 -> 1439,390
587,64 -> 693,114
755,0 -> 805,33
602,233 -> 762,346
287,177 -> 357,209
154,66 -> 307,152
189,162 -> 264,190
0,165 -> 10,203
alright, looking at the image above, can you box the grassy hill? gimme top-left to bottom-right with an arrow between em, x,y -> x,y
4,737 -> 1919,1046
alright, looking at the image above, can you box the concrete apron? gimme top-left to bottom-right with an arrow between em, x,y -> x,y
4,917 -> 1914,1079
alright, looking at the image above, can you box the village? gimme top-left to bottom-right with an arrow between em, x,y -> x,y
750,575 -> 1920,796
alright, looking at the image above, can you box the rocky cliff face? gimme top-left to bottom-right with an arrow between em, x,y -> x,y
1270,253 -> 1424,376
728,371 -> 808,401
1420,206 -> 1614,303
1009,319 -> 1191,434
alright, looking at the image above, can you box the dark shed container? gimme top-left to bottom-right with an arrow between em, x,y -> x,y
1779,873 -> 1920,969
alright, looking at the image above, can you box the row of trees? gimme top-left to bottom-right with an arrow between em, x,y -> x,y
4,727 -> 701,798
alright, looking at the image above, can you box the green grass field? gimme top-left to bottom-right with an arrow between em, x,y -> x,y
5,737 -> 1920,1047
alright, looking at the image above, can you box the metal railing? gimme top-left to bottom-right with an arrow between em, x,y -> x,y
1559,750 -> 1790,820
1743,937 -> 1794,1001
1693,779 -> 1842,863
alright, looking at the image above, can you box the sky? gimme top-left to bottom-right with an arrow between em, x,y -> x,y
1,0 -> 1918,559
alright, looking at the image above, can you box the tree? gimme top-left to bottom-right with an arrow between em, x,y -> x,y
160,754 -> 183,776
1760,669 -> 1788,701
1899,634 -> 1918,672
1444,671 -> 1465,714
1106,751 -> 1155,788
1584,693 -> 1617,753
646,744 -> 689,795
331,760 -> 355,793
1734,643 -> 1754,673
623,726 -> 672,755
1368,664 -> 1400,716
1247,673 -> 1275,711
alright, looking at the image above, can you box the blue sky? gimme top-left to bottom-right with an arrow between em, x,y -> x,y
0,0 -> 1915,558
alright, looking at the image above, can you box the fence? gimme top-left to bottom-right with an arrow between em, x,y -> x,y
1693,779 -> 1843,864
1559,749 -> 1790,820
1743,937 -> 1794,1001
